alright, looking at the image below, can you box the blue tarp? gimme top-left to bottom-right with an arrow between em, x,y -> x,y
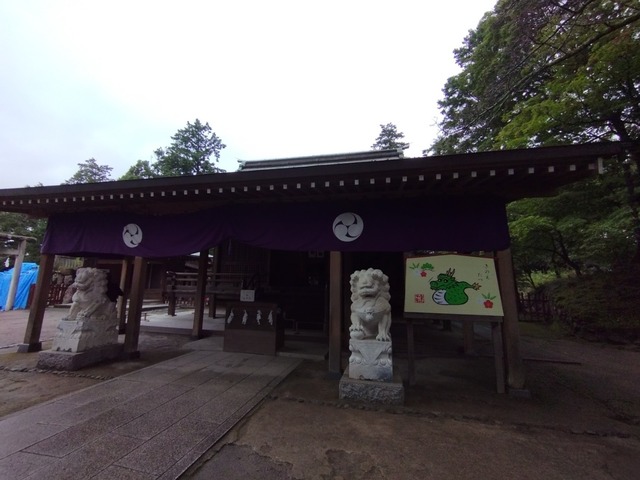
0,262 -> 39,310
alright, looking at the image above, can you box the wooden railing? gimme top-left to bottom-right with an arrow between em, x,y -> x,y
518,291 -> 571,324
164,272 -> 261,316
47,284 -> 66,306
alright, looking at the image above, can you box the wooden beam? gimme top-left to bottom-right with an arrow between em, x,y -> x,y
495,249 -> 526,390
124,256 -> 147,357
328,251 -> 343,377
18,253 -> 54,353
192,249 -> 209,338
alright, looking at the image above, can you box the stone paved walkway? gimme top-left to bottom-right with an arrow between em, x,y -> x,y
0,338 -> 300,479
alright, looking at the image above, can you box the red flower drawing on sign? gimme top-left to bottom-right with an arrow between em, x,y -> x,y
482,292 -> 497,308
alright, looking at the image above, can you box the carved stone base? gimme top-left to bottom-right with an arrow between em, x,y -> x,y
339,368 -> 404,405
37,343 -> 124,371
51,316 -> 119,353
348,338 -> 393,382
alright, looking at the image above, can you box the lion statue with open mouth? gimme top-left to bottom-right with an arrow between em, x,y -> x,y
66,267 -> 114,321
349,268 -> 391,341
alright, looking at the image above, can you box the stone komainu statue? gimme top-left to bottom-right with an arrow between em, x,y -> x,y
66,268 -> 114,321
349,268 -> 392,341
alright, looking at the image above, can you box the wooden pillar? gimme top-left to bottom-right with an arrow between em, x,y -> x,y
18,253 -> 54,353
341,253 -> 352,342
167,272 -> 177,316
192,249 -> 209,339
208,246 -> 220,318
117,257 -> 132,333
496,249 -> 526,390
328,251 -> 343,377
124,256 -> 147,357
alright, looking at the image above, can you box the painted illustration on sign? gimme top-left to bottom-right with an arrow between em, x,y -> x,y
404,254 -> 504,316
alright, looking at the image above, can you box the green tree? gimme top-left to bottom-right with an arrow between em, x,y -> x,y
0,212 -> 46,265
153,119 -> 226,176
432,1 -> 640,154
371,123 -> 410,151
508,168 -> 634,276
64,158 -> 113,184
431,0 -> 640,266
119,160 -> 157,181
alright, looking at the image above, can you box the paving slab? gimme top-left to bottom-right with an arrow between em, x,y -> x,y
0,345 -> 301,479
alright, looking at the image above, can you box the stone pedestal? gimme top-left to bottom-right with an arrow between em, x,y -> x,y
37,344 -> 124,371
340,338 -> 404,405
38,313 -> 121,371
51,316 -> 119,353
339,368 -> 405,405
348,338 -> 393,382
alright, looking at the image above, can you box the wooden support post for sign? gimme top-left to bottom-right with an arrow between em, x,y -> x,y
491,322 -> 506,394
406,319 -> 416,385
328,251 -> 342,377
192,249 -> 208,339
18,253 -> 55,353
117,257 -> 132,334
124,256 -> 147,357
463,322 -> 475,354
495,248 -> 526,390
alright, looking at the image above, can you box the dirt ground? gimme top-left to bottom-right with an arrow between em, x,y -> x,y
185,324 -> 640,480
1,309 -> 640,479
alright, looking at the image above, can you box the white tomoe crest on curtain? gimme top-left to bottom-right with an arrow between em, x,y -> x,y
333,212 -> 364,242
122,223 -> 143,248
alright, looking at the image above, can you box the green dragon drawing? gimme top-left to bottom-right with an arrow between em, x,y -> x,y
429,268 -> 480,305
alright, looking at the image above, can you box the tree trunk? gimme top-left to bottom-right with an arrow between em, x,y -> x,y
553,231 -> 582,277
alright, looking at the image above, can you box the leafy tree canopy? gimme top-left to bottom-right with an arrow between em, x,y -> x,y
120,119 -> 226,180
431,0 -> 640,155
64,158 -> 113,184
371,123 -> 410,151
431,0 -> 640,272
153,119 -> 226,177
508,167 -> 634,284
0,212 -> 46,265
119,160 -> 157,181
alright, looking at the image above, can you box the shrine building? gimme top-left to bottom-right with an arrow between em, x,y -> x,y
0,141 -> 631,392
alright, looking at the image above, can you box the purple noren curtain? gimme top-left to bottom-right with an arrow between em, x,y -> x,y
42,196 -> 509,257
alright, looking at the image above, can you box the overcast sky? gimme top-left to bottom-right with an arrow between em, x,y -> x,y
0,0 -> 496,188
